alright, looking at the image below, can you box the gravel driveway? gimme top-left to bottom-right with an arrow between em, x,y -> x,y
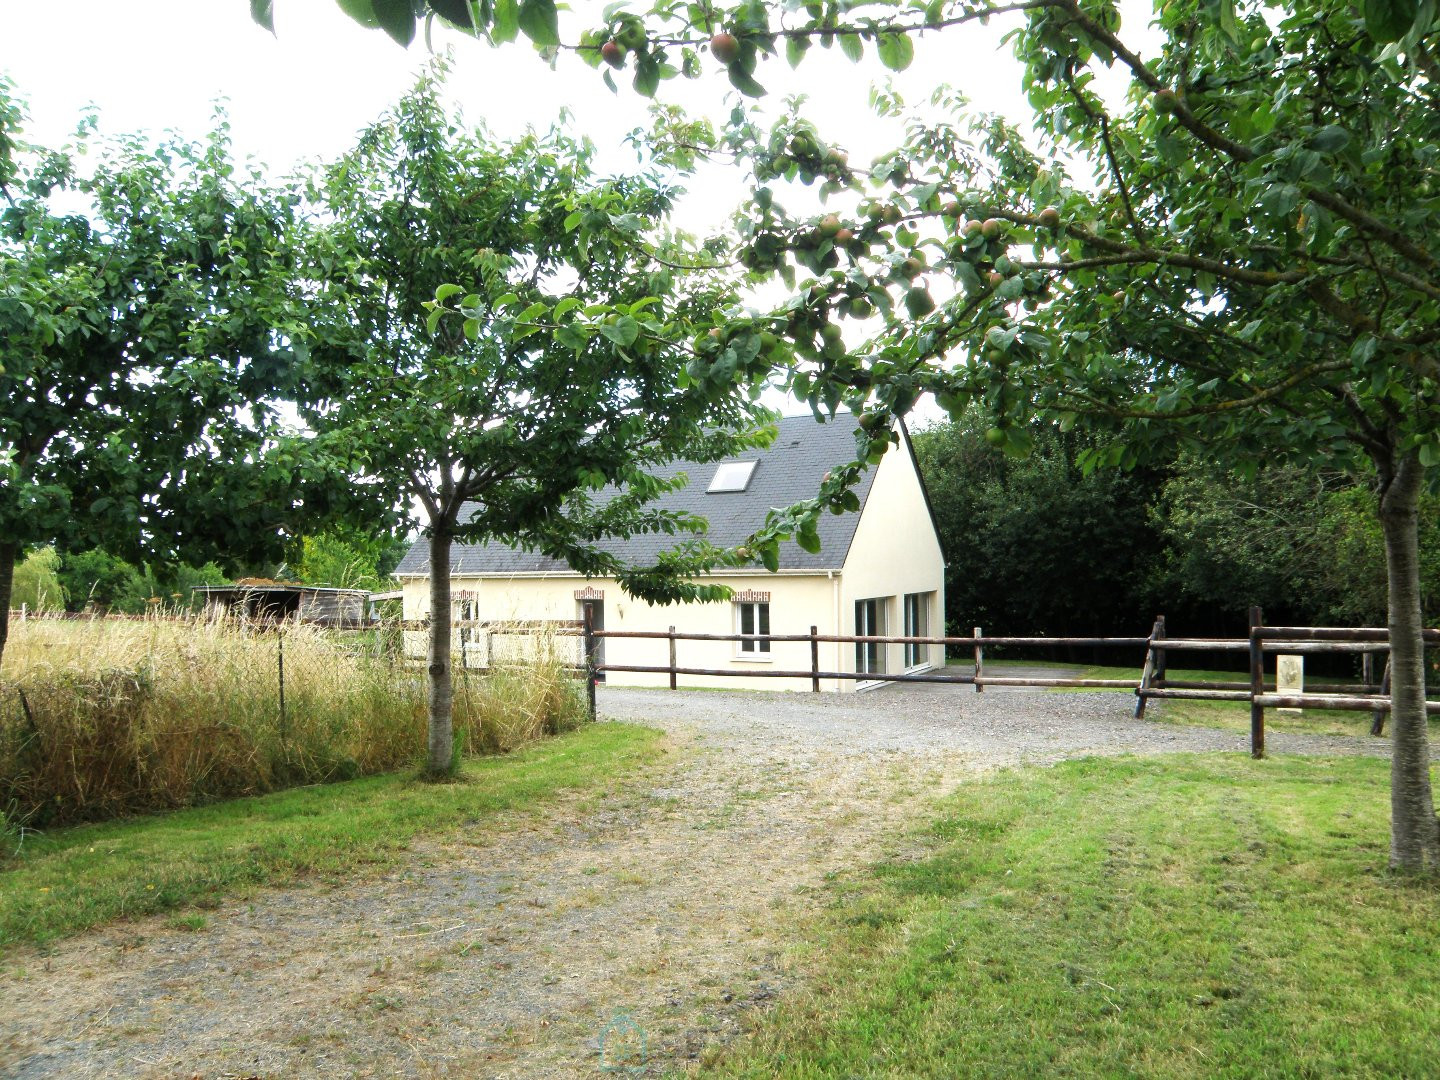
0,684 -> 1387,1079
600,679 -> 1388,765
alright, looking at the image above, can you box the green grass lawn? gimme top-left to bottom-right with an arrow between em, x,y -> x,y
713,754 -> 1440,1079
949,657 -> 1381,738
0,722 -> 662,953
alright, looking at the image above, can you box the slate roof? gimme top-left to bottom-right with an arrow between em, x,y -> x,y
393,414 -> 879,577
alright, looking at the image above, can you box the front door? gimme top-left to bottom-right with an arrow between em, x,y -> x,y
579,598 -> 606,682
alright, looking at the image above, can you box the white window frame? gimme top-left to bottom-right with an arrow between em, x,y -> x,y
855,598 -> 886,677
708,460 -> 758,493
735,600 -> 772,661
903,592 -> 929,670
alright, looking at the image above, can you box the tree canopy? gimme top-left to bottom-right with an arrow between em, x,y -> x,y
300,70 -> 772,774
0,81 -> 344,667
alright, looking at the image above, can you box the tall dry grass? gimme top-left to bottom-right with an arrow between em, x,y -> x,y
0,615 -> 586,827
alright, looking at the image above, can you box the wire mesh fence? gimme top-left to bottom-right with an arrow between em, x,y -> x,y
0,611 -> 587,827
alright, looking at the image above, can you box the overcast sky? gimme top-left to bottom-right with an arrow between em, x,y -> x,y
0,2 -> 1053,226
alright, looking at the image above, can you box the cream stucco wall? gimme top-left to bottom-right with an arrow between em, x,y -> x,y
400,571 -> 847,691
838,431 -> 947,682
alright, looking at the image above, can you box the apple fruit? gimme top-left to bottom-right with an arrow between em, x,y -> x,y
904,286 -> 936,318
601,40 -> 626,67
710,32 -> 741,64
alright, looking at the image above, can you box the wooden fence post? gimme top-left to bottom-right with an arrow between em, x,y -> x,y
1154,614 -> 1167,688
668,625 -> 677,691
1134,615 -> 1164,720
1371,655 -> 1392,736
1249,605 -> 1265,759
583,606 -> 598,722
810,625 -> 820,692
973,627 -> 984,693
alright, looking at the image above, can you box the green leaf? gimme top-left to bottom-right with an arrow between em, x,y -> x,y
335,0 -> 381,26
599,316 -> 640,347
434,282 -> 466,303
251,0 -> 275,33
727,64 -> 767,98
760,543 -> 781,572
428,0 -> 477,28
556,325 -> 589,352
955,261 -> 982,294
838,33 -> 863,62
796,520 -> 821,554
1307,125 -> 1351,154
370,0 -> 417,45
517,0 -> 560,46
492,0 -> 519,42
1216,0 -> 1241,44
876,32 -> 914,72
786,37 -> 810,67
633,58 -> 661,97
1362,0 -> 1418,41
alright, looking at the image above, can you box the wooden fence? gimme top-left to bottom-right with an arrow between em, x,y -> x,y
579,607 -> 1440,759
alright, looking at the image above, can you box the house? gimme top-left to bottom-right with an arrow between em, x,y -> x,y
393,414 -> 946,691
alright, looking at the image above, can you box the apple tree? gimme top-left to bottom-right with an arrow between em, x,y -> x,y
299,69 -> 772,776
0,80 -> 337,670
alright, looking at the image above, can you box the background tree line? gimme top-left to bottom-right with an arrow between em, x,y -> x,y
7,528 -> 410,614
913,412 -> 1440,647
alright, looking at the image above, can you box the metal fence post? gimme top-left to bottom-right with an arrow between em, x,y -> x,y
973,627 -> 984,693
1249,605 -> 1265,758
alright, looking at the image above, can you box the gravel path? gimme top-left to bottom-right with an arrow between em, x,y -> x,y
0,685 -> 1387,1079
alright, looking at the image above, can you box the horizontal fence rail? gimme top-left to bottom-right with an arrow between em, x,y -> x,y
577,608 -> 1438,759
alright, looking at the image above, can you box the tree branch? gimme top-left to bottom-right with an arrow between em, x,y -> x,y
1058,359 -> 1350,420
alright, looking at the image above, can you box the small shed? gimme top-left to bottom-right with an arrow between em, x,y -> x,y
192,583 -> 370,628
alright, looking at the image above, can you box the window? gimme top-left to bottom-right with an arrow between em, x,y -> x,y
708,460 -> 758,493
736,601 -> 771,655
903,593 -> 929,669
855,598 -> 885,675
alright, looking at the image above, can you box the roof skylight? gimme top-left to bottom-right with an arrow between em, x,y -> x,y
707,460 -> 758,493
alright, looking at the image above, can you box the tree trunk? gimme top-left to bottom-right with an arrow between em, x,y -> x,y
1379,452 -> 1439,872
425,527 -> 455,778
0,542 -> 15,672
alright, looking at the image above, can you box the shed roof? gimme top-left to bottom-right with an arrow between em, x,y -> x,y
394,414 -> 878,578
191,584 -> 370,598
